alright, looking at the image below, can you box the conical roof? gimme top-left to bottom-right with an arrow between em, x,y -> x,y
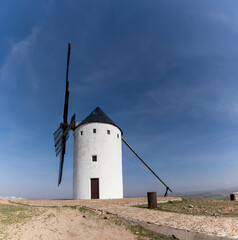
80,107 -> 123,134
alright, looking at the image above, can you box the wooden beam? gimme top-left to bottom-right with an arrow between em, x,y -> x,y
122,137 -> 172,194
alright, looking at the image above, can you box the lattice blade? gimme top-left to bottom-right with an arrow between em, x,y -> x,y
54,135 -> 62,152
58,147 -> 65,186
55,134 -> 69,157
54,134 -> 63,150
54,127 -> 70,148
57,132 -> 69,186
54,128 -> 63,141
58,134 -> 67,186
53,127 -> 62,136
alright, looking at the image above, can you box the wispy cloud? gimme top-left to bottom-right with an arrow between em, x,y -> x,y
72,54 -> 135,93
209,11 -> 238,36
0,26 -> 40,89
116,79 -> 238,121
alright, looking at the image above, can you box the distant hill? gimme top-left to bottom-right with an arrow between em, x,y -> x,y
175,187 -> 238,200
179,192 -> 230,200
0,196 -> 23,200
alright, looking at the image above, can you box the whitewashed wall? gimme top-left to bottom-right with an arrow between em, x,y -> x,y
73,122 -> 123,199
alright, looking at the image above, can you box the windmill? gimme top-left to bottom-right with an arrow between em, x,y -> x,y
53,43 -> 172,199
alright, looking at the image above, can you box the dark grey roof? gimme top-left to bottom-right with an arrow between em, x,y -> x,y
80,107 -> 123,134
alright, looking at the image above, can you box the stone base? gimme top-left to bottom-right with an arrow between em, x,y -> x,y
230,192 -> 238,201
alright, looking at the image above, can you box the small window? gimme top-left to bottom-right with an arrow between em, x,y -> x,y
92,155 -> 97,162
117,134 -> 119,138
107,130 -> 110,135
93,129 -> 96,133
81,131 -> 83,136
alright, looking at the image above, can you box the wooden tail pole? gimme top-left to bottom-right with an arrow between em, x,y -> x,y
122,137 -> 173,195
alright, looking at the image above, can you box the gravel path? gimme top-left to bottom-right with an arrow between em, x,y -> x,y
16,197 -> 238,239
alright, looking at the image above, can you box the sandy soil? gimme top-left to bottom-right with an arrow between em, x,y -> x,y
2,197 -> 237,239
2,203 -> 136,240
14,197 -> 238,239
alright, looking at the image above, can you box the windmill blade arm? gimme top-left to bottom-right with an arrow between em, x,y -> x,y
63,84 -> 69,123
70,114 -> 76,125
122,137 -> 172,193
58,146 -> 65,186
63,43 -> 71,124
55,43 -> 72,187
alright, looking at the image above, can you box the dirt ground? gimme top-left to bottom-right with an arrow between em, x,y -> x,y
0,198 -> 176,240
0,201 -> 137,240
1,197 -> 238,239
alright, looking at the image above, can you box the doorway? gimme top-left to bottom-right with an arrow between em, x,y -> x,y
91,178 -> 99,199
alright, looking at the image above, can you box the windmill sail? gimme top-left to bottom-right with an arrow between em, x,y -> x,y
58,146 -> 65,186
53,43 -> 75,186
55,134 -> 69,157
62,43 -> 70,122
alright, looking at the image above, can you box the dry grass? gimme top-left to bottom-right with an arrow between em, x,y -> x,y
137,197 -> 238,217
0,202 -> 42,225
0,202 -> 43,239
128,225 -> 174,240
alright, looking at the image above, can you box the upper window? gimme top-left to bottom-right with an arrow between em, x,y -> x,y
117,134 -> 119,138
93,129 -> 96,133
92,155 -> 97,162
81,131 -> 83,136
107,130 -> 110,135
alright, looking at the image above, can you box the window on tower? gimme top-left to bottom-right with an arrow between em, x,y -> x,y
92,155 -> 97,162
81,131 -> 83,136
107,130 -> 110,135
117,134 -> 119,138
93,129 -> 96,133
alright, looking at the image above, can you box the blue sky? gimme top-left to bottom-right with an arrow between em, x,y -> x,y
1,0 -> 238,198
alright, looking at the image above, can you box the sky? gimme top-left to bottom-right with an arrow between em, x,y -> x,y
1,0 -> 238,199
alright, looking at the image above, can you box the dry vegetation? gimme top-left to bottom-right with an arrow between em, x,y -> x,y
0,200 -> 173,240
137,197 -> 238,217
0,201 -> 42,239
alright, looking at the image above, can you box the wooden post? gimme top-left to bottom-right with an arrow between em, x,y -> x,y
147,192 -> 157,209
230,192 -> 238,201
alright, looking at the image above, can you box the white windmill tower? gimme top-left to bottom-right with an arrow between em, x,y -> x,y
73,107 -> 123,199
53,44 -> 172,200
